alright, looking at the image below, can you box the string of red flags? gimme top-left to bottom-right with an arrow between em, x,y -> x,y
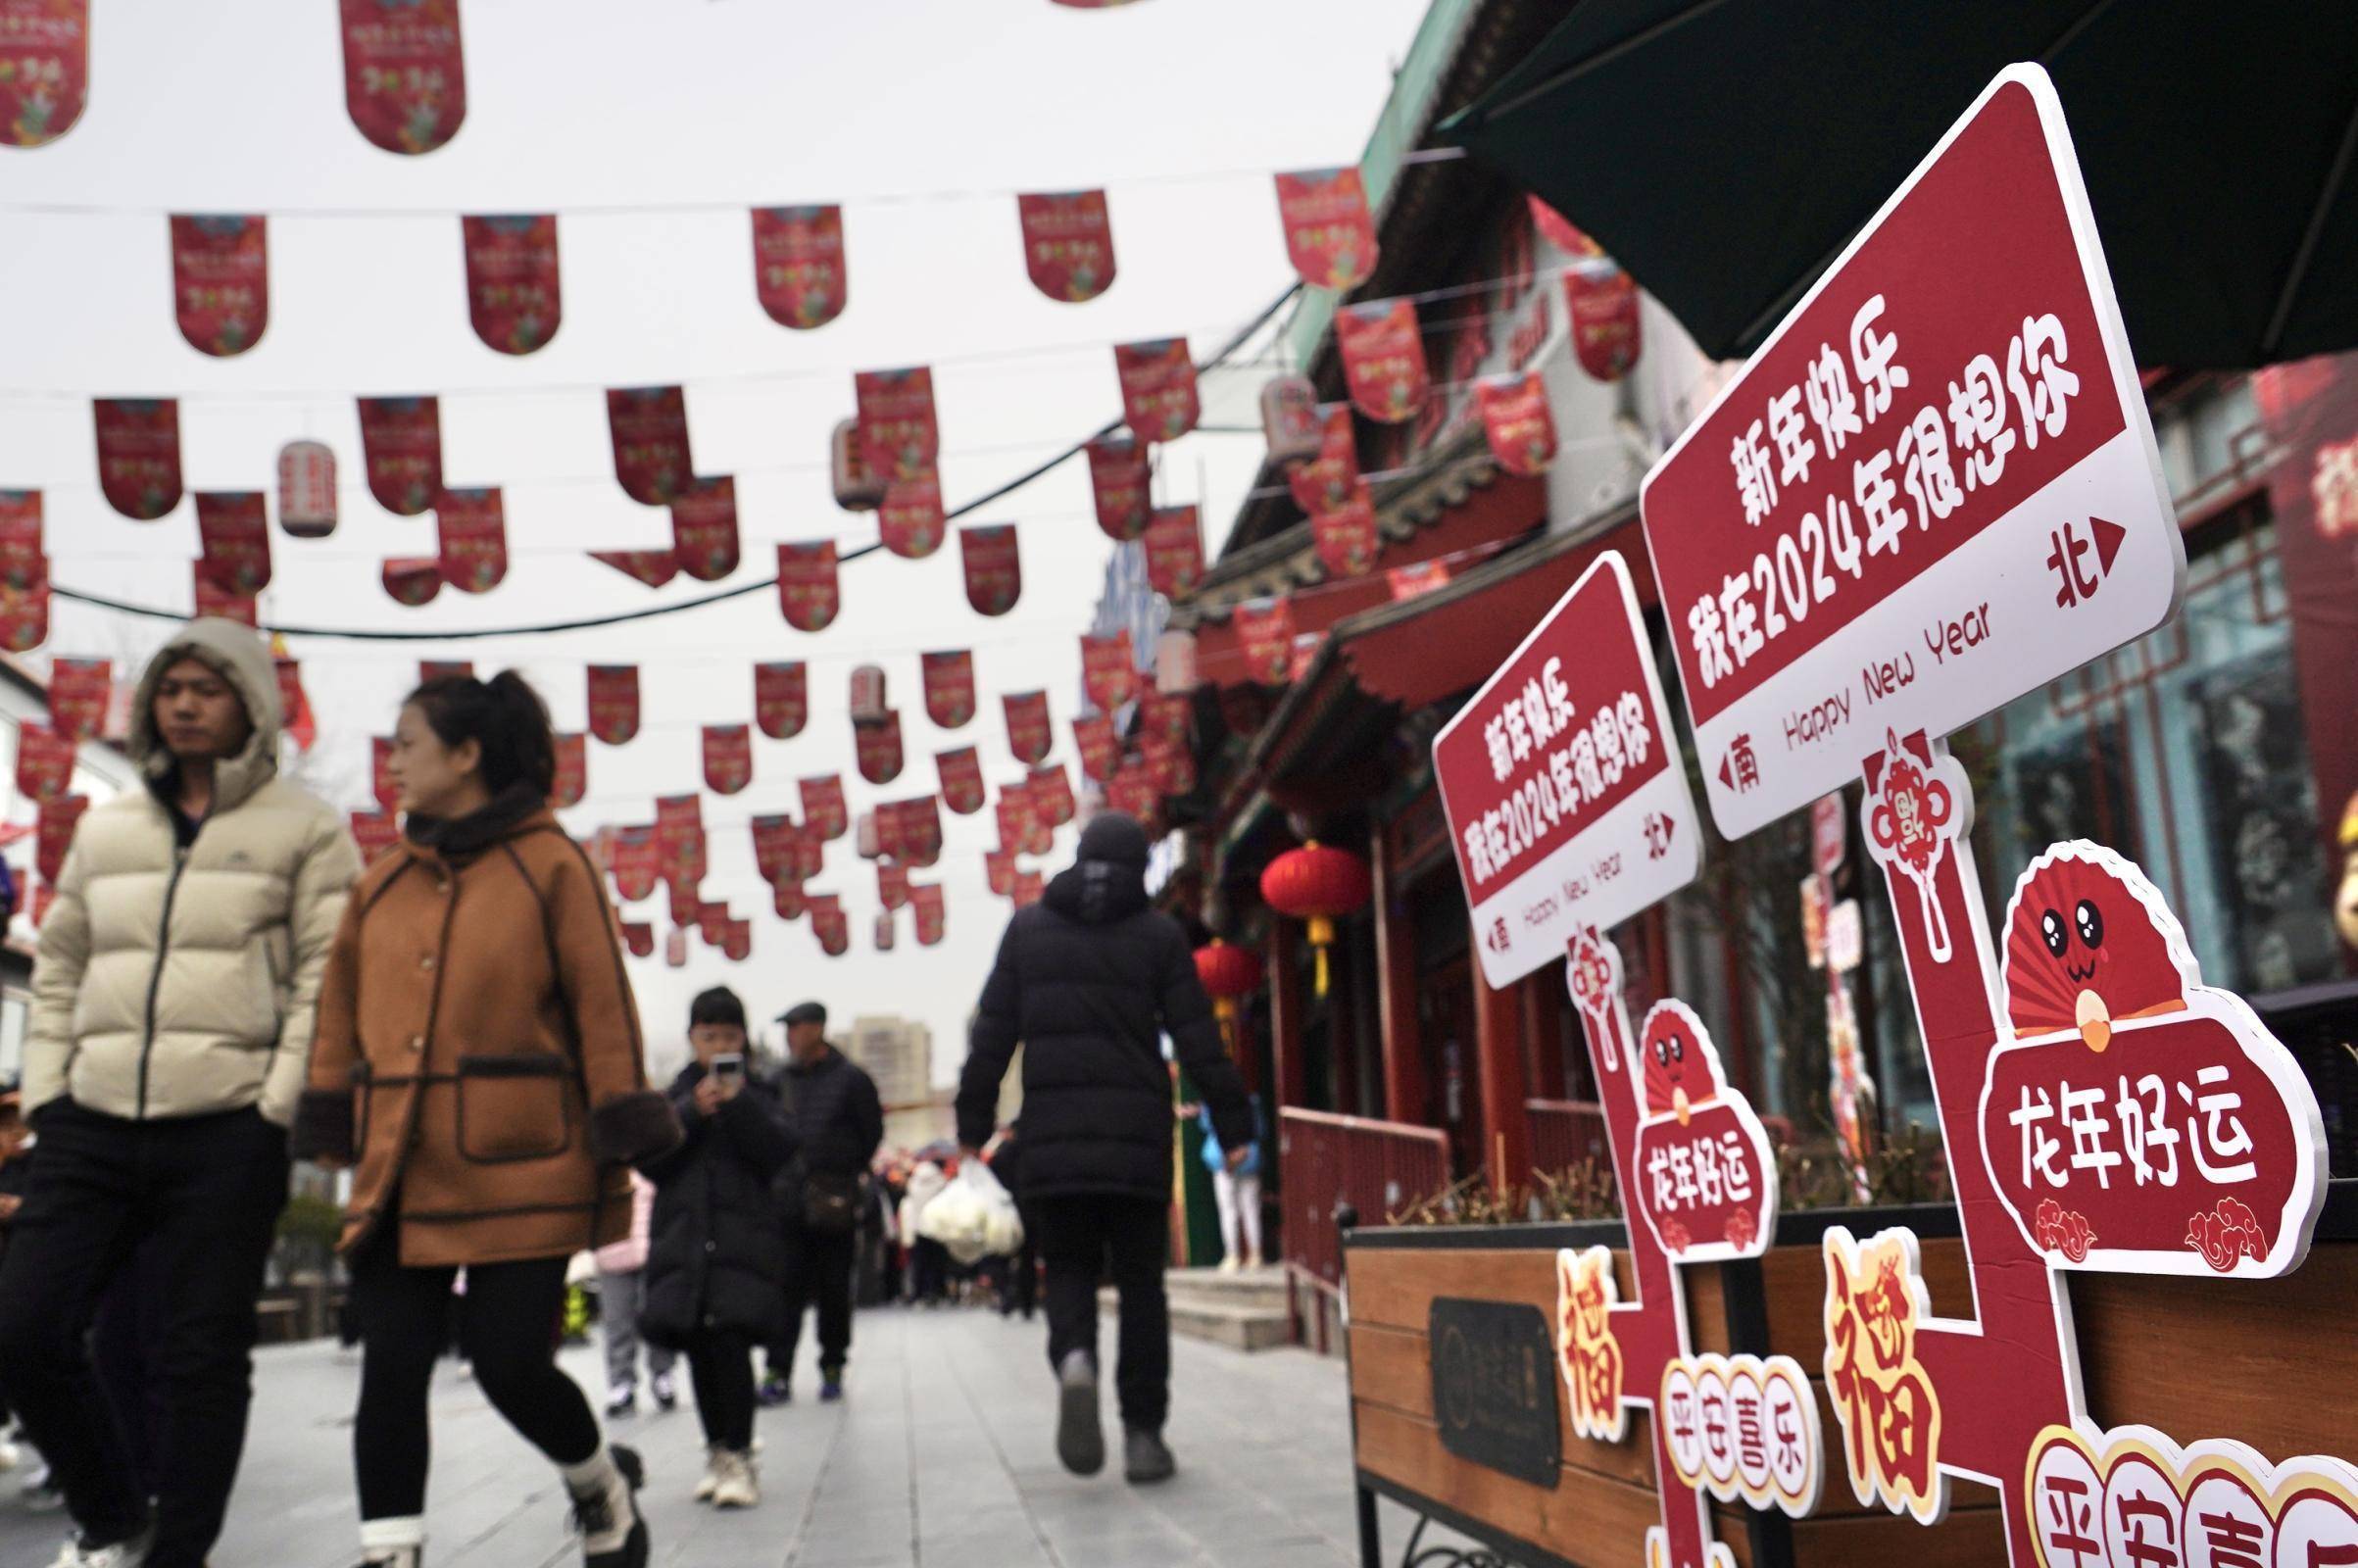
587,663 -> 640,744
552,733 -> 586,807
1003,690 -> 1051,765
776,542 -> 839,631
1335,298 -> 1430,423
853,710 -> 904,785
609,387 -> 693,506
800,774 -> 848,841
197,493 -> 271,594
670,477 -> 741,580
702,723 -> 752,795
1079,630 -> 1136,711
1477,371 -> 1558,477
1310,482 -> 1378,577
435,487 -> 506,592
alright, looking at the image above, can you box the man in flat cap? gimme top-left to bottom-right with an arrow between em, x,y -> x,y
761,1002 -> 881,1405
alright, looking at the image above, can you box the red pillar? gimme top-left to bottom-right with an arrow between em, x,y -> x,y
1522,974 -> 1565,1101
1267,921 -> 1308,1112
1472,961 -> 1531,1195
1370,819 -> 1425,1125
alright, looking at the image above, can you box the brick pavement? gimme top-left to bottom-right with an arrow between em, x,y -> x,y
0,1304 -> 1454,1567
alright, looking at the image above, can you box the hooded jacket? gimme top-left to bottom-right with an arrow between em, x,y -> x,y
638,1059 -> 800,1348
956,812 -> 1252,1201
25,617 -> 362,1126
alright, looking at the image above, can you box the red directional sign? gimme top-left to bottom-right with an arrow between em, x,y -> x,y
1639,66 -> 2183,839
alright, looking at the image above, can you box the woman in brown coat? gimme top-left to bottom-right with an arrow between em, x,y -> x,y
292,671 -> 679,1568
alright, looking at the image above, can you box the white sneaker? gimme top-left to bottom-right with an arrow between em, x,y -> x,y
710,1449 -> 760,1510
46,1529 -> 152,1567
1216,1255 -> 1241,1275
693,1446 -> 721,1503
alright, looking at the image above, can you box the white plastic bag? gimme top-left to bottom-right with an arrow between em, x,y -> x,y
917,1158 -> 1024,1265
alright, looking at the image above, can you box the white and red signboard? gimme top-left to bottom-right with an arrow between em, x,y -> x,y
1432,551 -> 1700,988
1639,66 -> 2183,839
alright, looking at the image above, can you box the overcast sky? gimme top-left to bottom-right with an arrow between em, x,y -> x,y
0,0 -> 1431,1088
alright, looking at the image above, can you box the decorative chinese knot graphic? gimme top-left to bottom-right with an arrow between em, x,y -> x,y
1555,925 -> 1820,1568
1829,729 -> 2352,1566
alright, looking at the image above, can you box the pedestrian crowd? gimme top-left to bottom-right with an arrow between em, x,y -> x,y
0,614 -> 1261,1568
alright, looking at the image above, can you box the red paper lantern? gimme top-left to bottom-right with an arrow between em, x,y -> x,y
1259,842 -> 1370,998
1192,938 -> 1265,1037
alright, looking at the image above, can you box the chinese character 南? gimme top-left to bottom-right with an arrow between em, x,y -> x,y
2006,313 -> 2080,449
1729,734 -> 1759,791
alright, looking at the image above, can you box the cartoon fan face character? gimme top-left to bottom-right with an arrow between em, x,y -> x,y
2002,841 -> 2191,1053
1639,1002 -> 1722,1125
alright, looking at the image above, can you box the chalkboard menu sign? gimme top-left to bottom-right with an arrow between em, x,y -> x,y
1427,1297 -> 1562,1488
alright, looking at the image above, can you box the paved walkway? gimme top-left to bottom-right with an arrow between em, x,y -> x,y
0,1305 -> 1436,1567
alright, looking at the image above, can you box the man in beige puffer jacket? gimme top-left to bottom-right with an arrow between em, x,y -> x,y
0,616 -> 360,1568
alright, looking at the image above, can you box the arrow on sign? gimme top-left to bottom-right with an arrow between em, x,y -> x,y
2090,514 -> 2125,576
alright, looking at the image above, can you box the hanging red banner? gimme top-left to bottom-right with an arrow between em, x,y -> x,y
1311,481 -> 1379,578
606,386 -> 693,506
960,524 -> 1021,616
1142,732 -> 1195,797
666,884 -> 699,930
1527,196 -> 1600,259
1016,189 -> 1116,303
751,205 -> 846,330
192,568 -> 258,627
1138,687 -> 1191,746
0,0 -> 88,147
549,732 -> 586,808
1114,338 -> 1198,443
418,659 -> 472,684
996,789 -> 1041,859
800,773 -> 848,841
1272,167 -> 1379,292
350,809 -> 401,866
1261,375 -> 1322,466
434,486 -> 506,592
1287,404 -> 1358,514
36,794 -> 85,882
1072,714 -> 1117,782
1011,868 -> 1045,908
608,823 -> 657,901
936,746 -> 985,815
854,711 -> 904,785
1085,434 -> 1152,542
1003,690 -> 1051,765
655,796 -> 706,892
276,441 -> 337,538
586,663 -> 639,745
919,650 -> 974,729
911,883 -> 945,947
854,367 -> 939,483
382,557 -> 442,606
702,723 -> 752,795
771,877 -> 807,922
14,721 -> 73,802
669,475 -> 739,581
721,918 -> 751,962
92,399 -> 182,521
695,902 -> 729,948
0,491 -> 40,589
275,658 -> 312,750
190,491 -> 272,595
877,860 -> 910,911
340,0 -> 466,155
751,815 -> 800,886
356,396 -> 442,515
47,657 -> 108,742
1106,764 -> 1158,826
811,897 -> 849,957
985,849 -> 1015,899
1565,266 -> 1642,382
460,214 -> 559,354
899,795 -> 943,865
1231,598 -> 1294,684
754,661 -> 807,739
170,216 -> 269,358
1142,505 -> 1203,598
1476,371 -> 1557,477
351,393 -> 440,515
620,920 -> 654,958
1335,298 -> 1429,424
368,735 -> 399,811
1080,630 -> 1136,711
775,541 -> 839,631
878,474 -> 946,560
0,572 -> 46,653
590,549 -> 677,588
1029,762 -> 1075,827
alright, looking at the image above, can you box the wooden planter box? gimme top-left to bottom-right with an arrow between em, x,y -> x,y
1345,1181 -> 2358,1568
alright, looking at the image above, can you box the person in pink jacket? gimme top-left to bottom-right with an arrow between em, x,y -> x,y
595,1173 -> 676,1417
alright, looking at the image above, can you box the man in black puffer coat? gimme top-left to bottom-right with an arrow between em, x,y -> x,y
639,988 -> 798,1510
956,811 -> 1252,1486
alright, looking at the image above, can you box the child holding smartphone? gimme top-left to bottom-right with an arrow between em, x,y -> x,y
637,989 -> 798,1508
